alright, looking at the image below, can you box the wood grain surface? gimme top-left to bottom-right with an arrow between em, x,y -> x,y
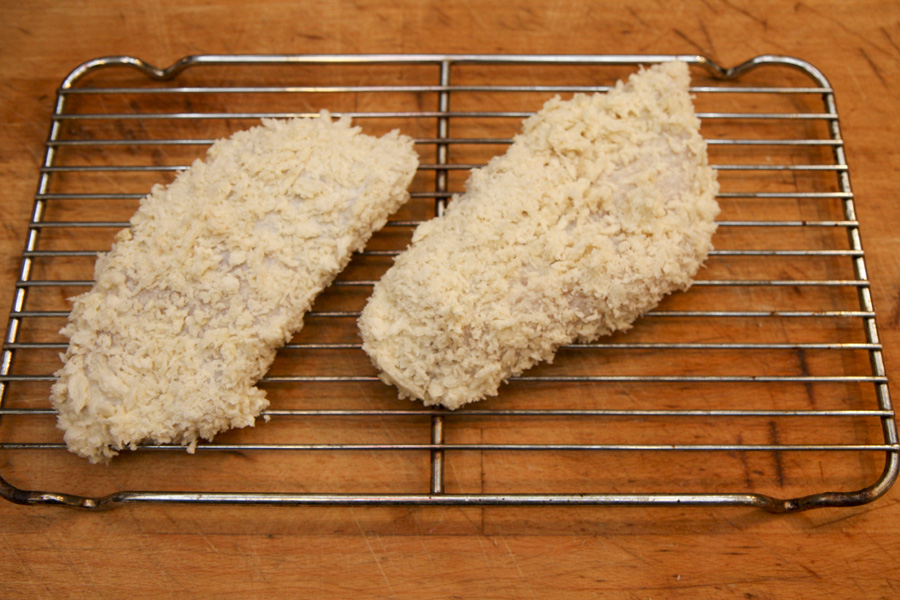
2,1 -> 900,598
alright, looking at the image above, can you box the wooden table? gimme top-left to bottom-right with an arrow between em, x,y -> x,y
2,1 -> 899,597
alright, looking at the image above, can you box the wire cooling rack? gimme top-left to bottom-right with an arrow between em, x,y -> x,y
0,54 -> 895,511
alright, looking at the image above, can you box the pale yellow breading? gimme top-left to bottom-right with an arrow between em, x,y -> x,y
359,61 -> 720,410
51,113 -> 418,463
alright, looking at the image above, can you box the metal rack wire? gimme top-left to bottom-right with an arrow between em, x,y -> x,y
0,54 -> 895,511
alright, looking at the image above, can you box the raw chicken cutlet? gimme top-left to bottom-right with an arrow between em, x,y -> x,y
358,61 -> 719,409
52,113 -> 418,463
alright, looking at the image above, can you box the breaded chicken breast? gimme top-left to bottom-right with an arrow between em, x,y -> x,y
52,113 -> 418,463
359,61 -> 719,409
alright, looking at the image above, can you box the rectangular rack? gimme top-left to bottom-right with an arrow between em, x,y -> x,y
0,54 -> 895,511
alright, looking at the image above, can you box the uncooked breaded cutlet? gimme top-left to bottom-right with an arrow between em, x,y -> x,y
358,61 -> 720,409
52,113 -> 418,463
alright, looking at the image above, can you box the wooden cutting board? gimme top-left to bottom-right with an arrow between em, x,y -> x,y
1,1 -> 899,598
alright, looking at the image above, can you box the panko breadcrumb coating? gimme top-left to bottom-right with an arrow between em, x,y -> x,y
359,61 -> 719,410
51,113 -> 418,463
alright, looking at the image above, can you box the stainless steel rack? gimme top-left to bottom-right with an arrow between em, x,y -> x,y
0,54 -> 895,511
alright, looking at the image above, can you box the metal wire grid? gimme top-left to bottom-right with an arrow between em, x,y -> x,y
0,54 -> 895,511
